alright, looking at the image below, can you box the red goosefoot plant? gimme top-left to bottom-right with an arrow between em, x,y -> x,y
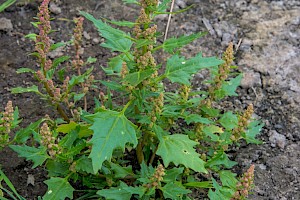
0,0 -> 262,199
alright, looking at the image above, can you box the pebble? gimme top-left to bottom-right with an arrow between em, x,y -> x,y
83,31 -> 91,40
240,71 -> 262,88
269,130 -> 287,149
49,3 -> 62,14
0,17 -> 13,31
175,0 -> 186,9
92,38 -> 100,44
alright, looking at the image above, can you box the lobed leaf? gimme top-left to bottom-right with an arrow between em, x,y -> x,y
123,69 -> 154,87
219,170 -> 238,189
219,112 -> 238,130
14,119 -> 43,143
9,145 -> 49,168
206,151 -> 237,169
80,11 -> 133,53
161,182 -> 191,199
43,177 -> 74,200
165,53 -> 223,85
110,163 -> 135,178
157,134 -> 207,173
162,32 -> 206,53
97,182 -> 145,200
244,120 -> 263,144
208,178 -> 232,200
163,167 -> 184,183
86,110 -> 138,173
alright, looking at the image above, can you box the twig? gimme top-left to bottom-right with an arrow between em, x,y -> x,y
163,0 -> 175,42
235,38 -> 243,52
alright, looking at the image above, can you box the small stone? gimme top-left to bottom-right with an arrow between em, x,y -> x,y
269,130 -> 287,149
92,37 -> 100,44
258,164 -> 267,170
83,31 -> 91,40
175,0 -> 186,8
221,33 -> 232,46
240,71 -> 262,88
27,174 -> 35,186
0,17 -> 13,31
49,3 -> 62,15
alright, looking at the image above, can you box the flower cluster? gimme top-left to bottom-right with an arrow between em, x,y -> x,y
72,17 -> 84,70
140,0 -> 158,8
231,104 -> 254,141
208,42 -> 234,102
40,122 -> 60,158
145,164 -> 165,189
36,0 -> 51,71
0,101 -> 14,134
232,165 -> 255,199
149,92 -> 164,128
179,85 -> 191,102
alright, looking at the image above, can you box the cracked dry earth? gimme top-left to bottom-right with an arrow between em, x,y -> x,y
0,0 -> 299,199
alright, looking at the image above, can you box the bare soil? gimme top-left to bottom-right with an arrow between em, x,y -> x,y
0,0 -> 299,199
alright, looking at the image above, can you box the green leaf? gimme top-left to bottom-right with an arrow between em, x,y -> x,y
102,54 -> 130,75
58,130 -> 78,148
100,81 -> 125,92
74,93 -> 85,103
86,110 -> 138,173
155,0 -> 172,13
50,42 -> 66,51
208,178 -> 232,200
97,182 -> 145,200
122,0 -> 139,4
110,163 -> 134,178
24,33 -> 37,41
9,145 -> 48,168
56,121 -> 78,134
244,120 -> 263,144
46,160 -> 70,177
201,106 -> 220,117
162,32 -> 206,53
52,56 -> 70,68
43,177 -> 74,200
86,56 -> 97,64
0,0 -> 16,13
123,69 -> 154,87
206,151 -> 237,169
219,171 -> 238,189
11,86 -> 40,94
136,39 -> 153,49
163,167 -> 184,183
69,75 -> 85,87
219,112 -> 238,130
161,182 -> 191,199
14,119 -> 43,143
184,181 -> 213,188
108,20 -> 136,28
185,114 -> 212,125
16,68 -> 35,74
203,125 -> 224,142
157,134 -> 207,173
165,54 -> 223,85
217,74 -> 243,98
80,11 -> 133,53
11,106 -> 21,128
75,156 -> 94,174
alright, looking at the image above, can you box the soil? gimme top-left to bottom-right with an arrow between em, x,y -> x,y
0,0 -> 299,199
